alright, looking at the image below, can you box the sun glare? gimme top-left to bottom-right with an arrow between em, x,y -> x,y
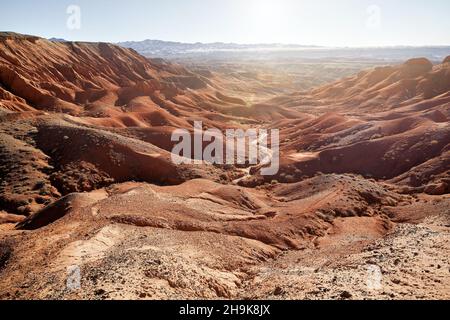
255,0 -> 281,20
248,0 -> 285,42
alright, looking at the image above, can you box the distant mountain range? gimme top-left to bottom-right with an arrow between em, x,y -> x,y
117,39 -> 450,62
48,37 -> 67,42
117,40 -> 319,57
43,36 -> 450,62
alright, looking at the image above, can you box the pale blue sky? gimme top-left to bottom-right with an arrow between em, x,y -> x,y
1,0 -> 450,46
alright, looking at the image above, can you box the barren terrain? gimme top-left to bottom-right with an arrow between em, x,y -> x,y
0,33 -> 449,300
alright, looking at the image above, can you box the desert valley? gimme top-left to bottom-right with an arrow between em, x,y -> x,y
0,32 -> 449,300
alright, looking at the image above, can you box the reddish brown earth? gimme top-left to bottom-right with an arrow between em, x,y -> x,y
0,33 -> 448,300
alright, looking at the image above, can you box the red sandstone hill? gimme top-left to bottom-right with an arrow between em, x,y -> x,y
1,34 -> 449,217
0,33 -> 233,215
0,32 -> 206,114
0,33 -> 449,300
269,56 -> 450,114
0,32 -> 300,123
0,33 -> 304,216
244,57 -> 450,193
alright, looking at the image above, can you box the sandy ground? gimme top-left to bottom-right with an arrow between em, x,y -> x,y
0,33 -> 449,300
241,214 -> 449,300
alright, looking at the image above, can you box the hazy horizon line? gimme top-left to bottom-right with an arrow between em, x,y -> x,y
3,31 -> 450,49
118,38 -> 450,49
